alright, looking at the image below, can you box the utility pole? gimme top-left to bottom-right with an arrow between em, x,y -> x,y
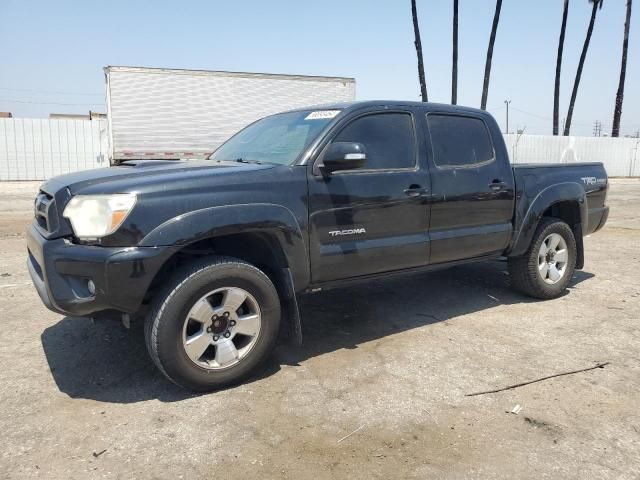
504,99 -> 511,134
593,120 -> 602,136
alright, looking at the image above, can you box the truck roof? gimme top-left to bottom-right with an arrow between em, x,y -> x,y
283,100 -> 489,116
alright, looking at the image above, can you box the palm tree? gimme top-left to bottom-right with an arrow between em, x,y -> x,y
612,0 -> 633,137
563,0 -> 604,136
452,0 -> 459,104
553,0 -> 570,135
480,0 -> 503,110
411,0 -> 428,102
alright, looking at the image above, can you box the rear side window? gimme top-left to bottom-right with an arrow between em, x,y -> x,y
333,113 -> 416,170
427,114 -> 494,167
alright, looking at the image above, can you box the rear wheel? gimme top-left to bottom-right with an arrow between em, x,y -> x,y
508,218 -> 577,299
145,257 -> 281,391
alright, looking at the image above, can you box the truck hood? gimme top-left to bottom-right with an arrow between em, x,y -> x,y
35,158 -> 295,245
41,160 -> 271,195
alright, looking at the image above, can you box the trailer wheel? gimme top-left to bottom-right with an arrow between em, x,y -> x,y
145,257 -> 281,391
508,218 -> 577,299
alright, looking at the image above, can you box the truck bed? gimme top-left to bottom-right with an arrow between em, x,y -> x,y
511,161 -> 609,242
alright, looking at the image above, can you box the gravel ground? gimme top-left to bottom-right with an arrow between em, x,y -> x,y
0,179 -> 638,479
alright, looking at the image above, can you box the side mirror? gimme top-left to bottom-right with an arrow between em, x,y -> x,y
321,142 -> 367,173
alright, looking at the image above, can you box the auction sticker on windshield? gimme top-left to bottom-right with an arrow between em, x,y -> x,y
305,110 -> 341,120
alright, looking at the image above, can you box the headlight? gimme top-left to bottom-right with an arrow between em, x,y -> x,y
63,194 -> 136,239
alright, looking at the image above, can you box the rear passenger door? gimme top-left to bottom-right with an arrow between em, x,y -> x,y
425,113 -> 515,264
308,109 -> 431,283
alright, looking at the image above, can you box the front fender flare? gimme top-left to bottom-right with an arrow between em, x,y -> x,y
509,182 -> 587,257
139,203 -> 309,289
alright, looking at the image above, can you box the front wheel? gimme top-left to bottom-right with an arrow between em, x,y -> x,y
145,257 -> 281,391
508,218 -> 577,299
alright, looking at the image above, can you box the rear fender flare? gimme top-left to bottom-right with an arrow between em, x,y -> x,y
509,182 -> 587,257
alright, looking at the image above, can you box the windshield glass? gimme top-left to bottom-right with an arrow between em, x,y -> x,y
209,110 -> 341,165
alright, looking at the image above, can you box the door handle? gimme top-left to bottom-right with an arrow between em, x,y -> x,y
404,186 -> 428,197
489,180 -> 507,191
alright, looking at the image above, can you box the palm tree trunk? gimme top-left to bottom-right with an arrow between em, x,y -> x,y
452,0 -> 459,104
564,1 -> 601,136
481,0 -> 503,110
411,0 -> 428,102
554,0 -> 570,136
612,0 -> 632,137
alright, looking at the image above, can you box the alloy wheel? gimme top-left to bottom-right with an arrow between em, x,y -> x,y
181,287 -> 261,369
537,233 -> 569,285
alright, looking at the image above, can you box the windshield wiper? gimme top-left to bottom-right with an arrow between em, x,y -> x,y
211,157 -> 271,165
234,158 -> 261,164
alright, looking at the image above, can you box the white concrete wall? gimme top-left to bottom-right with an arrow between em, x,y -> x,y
0,118 -> 108,181
504,133 -> 640,177
1,118 -> 638,180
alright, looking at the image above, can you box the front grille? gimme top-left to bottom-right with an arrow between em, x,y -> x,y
34,191 -> 56,233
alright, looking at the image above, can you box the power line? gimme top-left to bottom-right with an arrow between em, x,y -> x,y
510,106 -> 552,122
0,98 -> 104,106
510,105 -> 639,130
0,87 -> 103,97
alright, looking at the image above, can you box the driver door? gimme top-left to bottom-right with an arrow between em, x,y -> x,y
307,109 -> 431,284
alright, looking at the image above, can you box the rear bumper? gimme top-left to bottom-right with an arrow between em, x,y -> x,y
26,222 -> 176,317
588,206 -> 609,234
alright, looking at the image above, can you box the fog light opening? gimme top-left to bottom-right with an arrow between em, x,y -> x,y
87,279 -> 96,296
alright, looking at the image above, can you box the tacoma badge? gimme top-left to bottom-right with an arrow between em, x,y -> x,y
328,228 -> 367,237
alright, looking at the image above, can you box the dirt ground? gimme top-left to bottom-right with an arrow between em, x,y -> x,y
0,179 -> 638,479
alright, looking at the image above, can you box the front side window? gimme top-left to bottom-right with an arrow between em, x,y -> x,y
210,110 -> 340,165
332,113 -> 416,170
427,114 -> 494,168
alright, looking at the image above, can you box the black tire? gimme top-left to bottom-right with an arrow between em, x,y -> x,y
145,256 -> 281,391
508,218 -> 577,299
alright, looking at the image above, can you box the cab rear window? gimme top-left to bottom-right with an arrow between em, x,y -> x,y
427,114 -> 494,168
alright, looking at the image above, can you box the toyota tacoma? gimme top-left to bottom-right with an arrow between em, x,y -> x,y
27,101 -> 609,391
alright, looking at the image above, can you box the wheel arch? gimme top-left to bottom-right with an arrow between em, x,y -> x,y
139,203 -> 309,283
509,182 -> 586,267
138,204 -> 308,343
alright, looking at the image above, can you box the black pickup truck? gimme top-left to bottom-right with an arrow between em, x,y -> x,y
27,101 -> 609,391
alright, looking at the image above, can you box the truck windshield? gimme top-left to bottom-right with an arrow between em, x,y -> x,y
209,110 -> 340,165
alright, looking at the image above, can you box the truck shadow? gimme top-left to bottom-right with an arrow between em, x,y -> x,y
40,259 -> 594,404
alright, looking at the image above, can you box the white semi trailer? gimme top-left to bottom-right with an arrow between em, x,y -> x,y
104,66 -> 356,163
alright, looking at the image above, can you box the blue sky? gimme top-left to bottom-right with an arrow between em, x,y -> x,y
0,0 -> 637,136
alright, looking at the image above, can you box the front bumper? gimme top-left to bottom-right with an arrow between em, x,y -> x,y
27,222 -> 176,316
